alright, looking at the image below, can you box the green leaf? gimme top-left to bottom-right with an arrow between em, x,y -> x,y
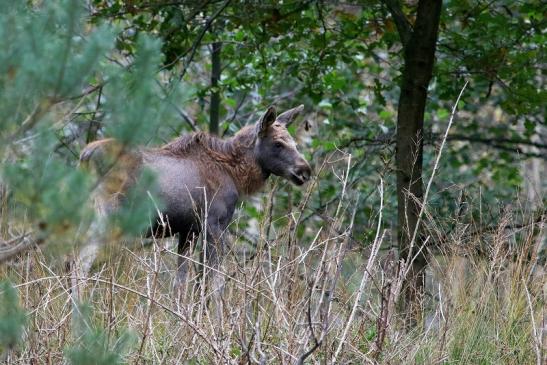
437,108 -> 449,120
0,281 -> 27,353
65,303 -> 136,365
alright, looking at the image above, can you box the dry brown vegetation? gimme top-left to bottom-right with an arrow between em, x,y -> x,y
1,165 -> 544,364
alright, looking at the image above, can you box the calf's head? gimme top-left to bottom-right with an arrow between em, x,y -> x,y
255,105 -> 312,185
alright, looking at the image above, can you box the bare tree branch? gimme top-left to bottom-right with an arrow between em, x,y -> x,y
381,0 -> 413,47
178,0 -> 231,80
343,132 -> 547,159
296,287 -> 322,365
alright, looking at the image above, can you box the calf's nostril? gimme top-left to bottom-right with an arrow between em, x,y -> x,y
296,166 -> 311,181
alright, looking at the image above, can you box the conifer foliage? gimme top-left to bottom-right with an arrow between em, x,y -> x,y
0,1 -> 169,359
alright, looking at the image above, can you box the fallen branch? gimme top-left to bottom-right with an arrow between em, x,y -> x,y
0,233 -> 36,264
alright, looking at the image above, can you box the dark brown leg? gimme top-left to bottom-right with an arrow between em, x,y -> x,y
176,229 -> 197,287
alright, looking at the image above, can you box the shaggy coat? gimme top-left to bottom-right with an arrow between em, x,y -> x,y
80,105 -> 311,279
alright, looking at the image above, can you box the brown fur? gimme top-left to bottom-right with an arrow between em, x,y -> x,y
80,138 -> 142,199
158,125 -> 265,195
80,105 -> 312,284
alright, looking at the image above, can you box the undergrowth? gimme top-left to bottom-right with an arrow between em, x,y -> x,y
0,190 -> 544,364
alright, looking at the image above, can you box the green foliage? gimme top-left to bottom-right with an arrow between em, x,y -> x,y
0,0 -> 181,247
86,0 -> 544,230
446,285 -> 535,365
0,281 -> 27,353
65,304 -> 136,365
0,0 -> 115,137
102,36 -> 169,146
0,0 -> 115,235
3,129 -> 93,237
0,0 -> 544,361
110,168 -> 162,236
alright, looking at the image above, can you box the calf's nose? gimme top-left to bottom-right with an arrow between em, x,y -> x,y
295,161 -> 312,182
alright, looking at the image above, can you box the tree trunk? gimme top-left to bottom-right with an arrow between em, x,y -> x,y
390,0 -> 443,327
210,41 -> 222,135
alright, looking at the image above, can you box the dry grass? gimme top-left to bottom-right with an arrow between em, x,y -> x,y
1,186 -> 544,364
1,150 -> 545,364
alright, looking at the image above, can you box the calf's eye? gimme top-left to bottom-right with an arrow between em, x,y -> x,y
274,142 -> 284,149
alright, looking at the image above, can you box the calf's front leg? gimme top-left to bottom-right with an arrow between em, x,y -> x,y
203,191 -> 237,296
175,227 -> 199,290
203,220 -> 228,294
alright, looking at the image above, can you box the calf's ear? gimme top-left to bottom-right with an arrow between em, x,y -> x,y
276,104 -> 304,126
257,106 -> 277,138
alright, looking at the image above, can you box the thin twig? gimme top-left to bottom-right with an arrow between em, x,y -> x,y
14,274 -> 226,359
178,0 -> 232,81
332,179 -> 385,363
523,278 -> 542,365
404,81 -> 469,278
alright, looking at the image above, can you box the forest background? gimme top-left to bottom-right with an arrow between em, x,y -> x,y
0,0 -> 545,364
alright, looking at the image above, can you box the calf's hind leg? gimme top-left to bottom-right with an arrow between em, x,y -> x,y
175,228 -> 199,291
